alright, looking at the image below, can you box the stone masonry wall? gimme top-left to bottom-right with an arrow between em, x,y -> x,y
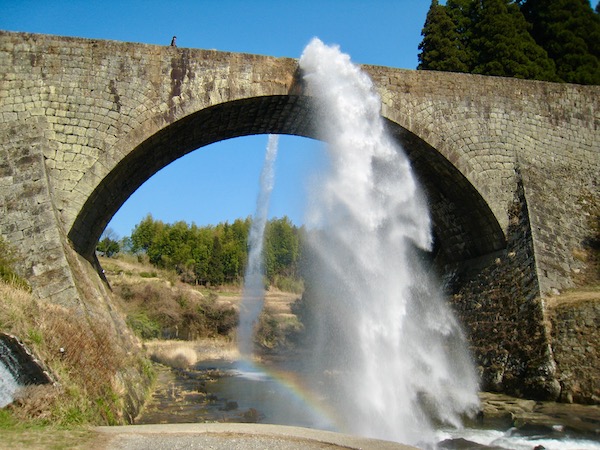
367,67 -> 599,296
449,174 -> 560,400
0,31 -> 297,302
548,297 -> 600,404
1,31 -> 598,303
0,116 -> 79,305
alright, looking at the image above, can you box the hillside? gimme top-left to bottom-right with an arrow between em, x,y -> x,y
98,255 -> 302,347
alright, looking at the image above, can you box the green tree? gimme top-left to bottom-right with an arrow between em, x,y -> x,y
168,221 -> 193,271
190,226 -> 213,285
131,214 -> 160,253
97,236 -> 120,257
119,236 -> 133,254
264,217 -> 300,280
520,0 -> 600,84
418,0 -> 471,72
146,222 -> 173,267
472,0 -> 557,80
230,217 -> 251,276
97,228 -> 120,257
127,215 -> 304,288
207,235 -> 224,286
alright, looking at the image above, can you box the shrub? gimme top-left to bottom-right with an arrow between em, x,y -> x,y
272,275 -> 304,294
255,309 -> 302,351
127,312 -> 161,340
114,281 -> 238,340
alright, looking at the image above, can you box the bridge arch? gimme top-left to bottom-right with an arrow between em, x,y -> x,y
68,94 -> 506,274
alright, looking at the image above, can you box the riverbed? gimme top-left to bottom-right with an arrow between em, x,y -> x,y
135,343 -> 600,450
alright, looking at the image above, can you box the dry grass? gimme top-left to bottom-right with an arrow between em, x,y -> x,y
101,255 -> 300,311
145,339 -> 239,368
100,255 -> 304,355
544,285 -> 600,309
0,281 -> 36,329
147,342 -> 198,369
0,426 -> 100,450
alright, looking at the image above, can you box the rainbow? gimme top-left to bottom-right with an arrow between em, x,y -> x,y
232,358 -> 342,431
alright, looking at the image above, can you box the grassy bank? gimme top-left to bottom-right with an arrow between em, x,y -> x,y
1,277 -> 154,425
0,280 -> 126,448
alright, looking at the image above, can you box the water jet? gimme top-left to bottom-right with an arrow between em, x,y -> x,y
295,38 -> 480,446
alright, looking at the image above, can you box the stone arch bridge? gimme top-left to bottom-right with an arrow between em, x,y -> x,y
1,31 -> 598,400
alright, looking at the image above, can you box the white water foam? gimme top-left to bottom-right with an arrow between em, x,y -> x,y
297,38 -> 480,447
237,134 -> 279,358
0,360 -> 20,408
437,427 -> 600,450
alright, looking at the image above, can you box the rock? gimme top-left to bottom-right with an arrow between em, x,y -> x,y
479,391 -> 600,440
437,437 -> 505,449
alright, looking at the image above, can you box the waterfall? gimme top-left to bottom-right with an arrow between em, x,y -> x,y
237,134 -> 279,359
0,340 -> 22,408
297,38 -> 479,447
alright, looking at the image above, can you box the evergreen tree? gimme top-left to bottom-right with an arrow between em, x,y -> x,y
446,0 -> 480,69
190,226 -> 213,284
127,215 -> 302,288
520,0 -> 600,84
472,0 -> 557,80
97,236 -> 120,257
418,0 -> 471,72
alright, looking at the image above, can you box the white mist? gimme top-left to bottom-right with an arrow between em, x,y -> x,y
298,38 -> 479,447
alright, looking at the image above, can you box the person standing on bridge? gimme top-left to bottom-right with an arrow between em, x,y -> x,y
170,36 -> 177,47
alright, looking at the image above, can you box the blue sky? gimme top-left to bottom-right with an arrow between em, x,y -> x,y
4,1 -> 595,239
